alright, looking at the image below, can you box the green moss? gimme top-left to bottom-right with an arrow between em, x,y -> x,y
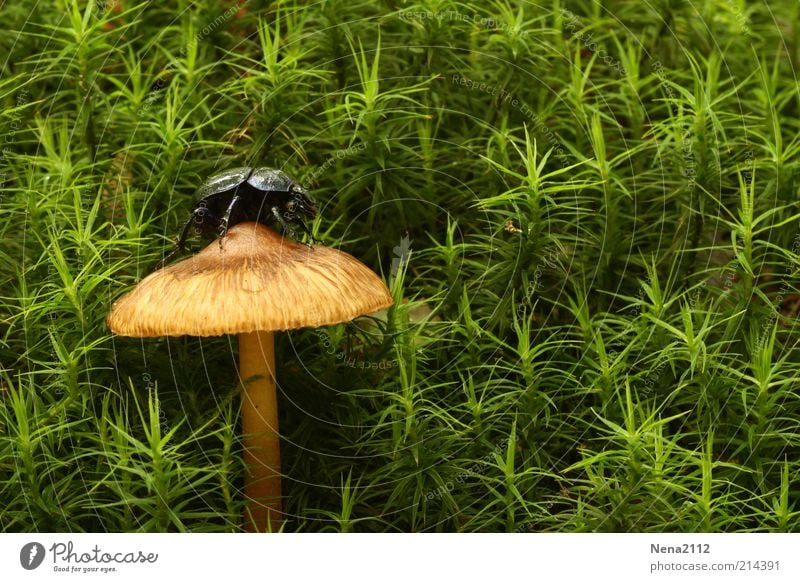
1,0 -> 799,532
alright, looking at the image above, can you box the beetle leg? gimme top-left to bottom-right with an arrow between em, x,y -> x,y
271,206 -> 301,240
296,219 -> 318,246
218,194 -> 241,246
154,207 -> 215,270
178,209 -> 201,251
154,249 -> 179,271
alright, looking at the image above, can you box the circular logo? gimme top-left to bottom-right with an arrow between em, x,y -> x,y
20,542 -> 45,570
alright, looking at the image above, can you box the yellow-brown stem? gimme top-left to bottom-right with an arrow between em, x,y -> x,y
239,330 -> 282,532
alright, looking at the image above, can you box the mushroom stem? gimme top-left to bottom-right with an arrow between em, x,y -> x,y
239,330 -> 282,532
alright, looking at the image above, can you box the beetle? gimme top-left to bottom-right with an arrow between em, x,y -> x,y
156,167 -> 317,269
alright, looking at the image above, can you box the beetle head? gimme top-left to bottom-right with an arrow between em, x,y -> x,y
287,185 -> 317,219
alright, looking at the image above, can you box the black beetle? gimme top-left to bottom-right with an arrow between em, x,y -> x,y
156,167 -> 317,269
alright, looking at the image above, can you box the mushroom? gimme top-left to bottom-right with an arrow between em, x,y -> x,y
107,222 -> 393,531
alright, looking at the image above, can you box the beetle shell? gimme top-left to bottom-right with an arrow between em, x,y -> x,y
246,167 -> 294,193
195,167 -> 253,201
195,167 -> 295,202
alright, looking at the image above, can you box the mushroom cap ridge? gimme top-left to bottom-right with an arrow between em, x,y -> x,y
107,222 -> 394,337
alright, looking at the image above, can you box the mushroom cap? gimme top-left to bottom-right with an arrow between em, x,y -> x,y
107,223 -> 394,337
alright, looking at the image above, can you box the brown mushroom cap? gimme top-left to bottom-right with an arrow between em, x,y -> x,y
107,222 -> 394,337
